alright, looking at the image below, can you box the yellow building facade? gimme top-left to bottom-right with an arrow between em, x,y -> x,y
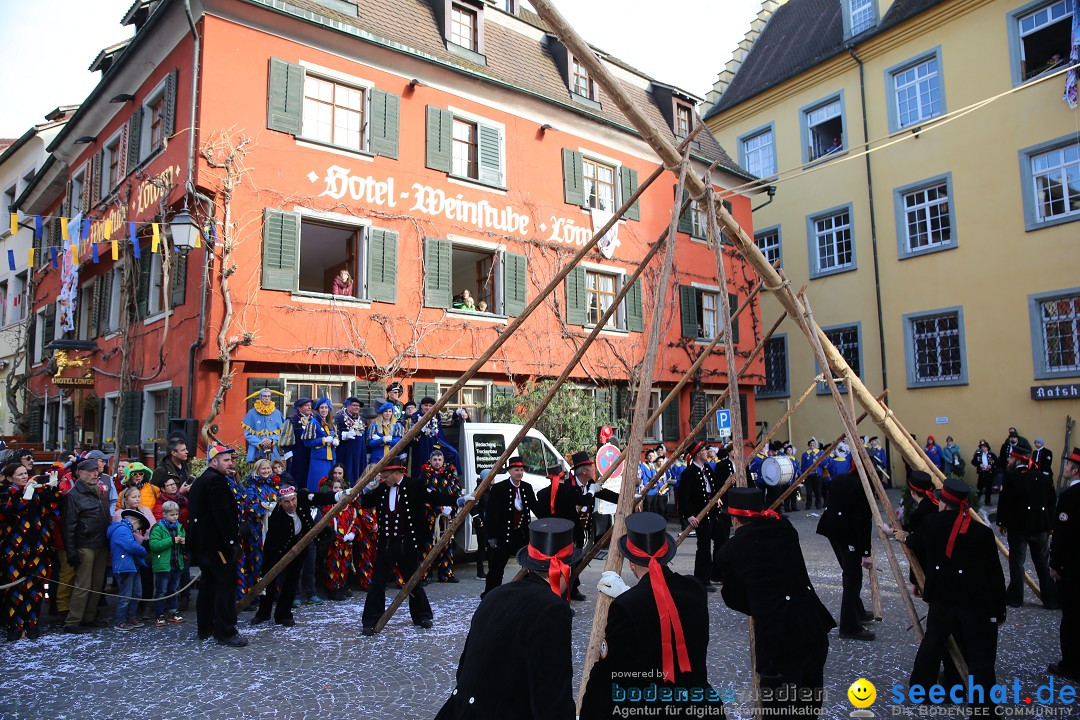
705,0 -> 1079,481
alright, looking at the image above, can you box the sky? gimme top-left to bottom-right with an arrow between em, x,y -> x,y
0,0 -> 763,138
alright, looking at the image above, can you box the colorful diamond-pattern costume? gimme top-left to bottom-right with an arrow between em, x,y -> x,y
420,462 -> 463,582
239,473 -> 279,596
323,498 -> 358,592
351,507 -> 378,590
227,474 -> 251,602
1,482 -> 61,638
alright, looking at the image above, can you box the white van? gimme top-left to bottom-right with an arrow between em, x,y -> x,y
446,422 -> 568,552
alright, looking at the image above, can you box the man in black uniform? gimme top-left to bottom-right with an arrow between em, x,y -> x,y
1049,447 -> 1080,682
581,512 -> 723,719
816,470 -> 875,640
536,465 -> 617,601
251,483 -> 342,627
436,518 -> 578,720
360,459 -> 466,635
568,451 -> 598,548
997,437 -> 1059,608
907,477 -> 1006,710
717,488 -> 834,714
677,441 -> 723,592
187,444 -> 248,647
482,456 -> 542,597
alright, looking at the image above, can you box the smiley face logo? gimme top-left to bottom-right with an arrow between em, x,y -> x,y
848,678 -> 876,708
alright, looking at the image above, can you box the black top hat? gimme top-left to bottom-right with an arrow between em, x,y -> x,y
570,451 -> 592,469
361,407 -> 378,420
1068,447 -> 1080,465
686,440 -> 707,459
381,460 -> 407,473
1010,437 -> 1033,458
616,512 -> 676,567
517,518 -> 584,571
908,470 -> 933,494
507,456 -> 525,469
939,477 -> 971,506
723,487 -> 764,517
120,508 -> 150,530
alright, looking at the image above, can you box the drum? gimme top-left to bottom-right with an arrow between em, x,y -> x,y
760,455 -> 797,487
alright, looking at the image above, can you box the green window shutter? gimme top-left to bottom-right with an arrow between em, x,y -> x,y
127,108 -> 143,169
620,166 -> 640,221
261,208 -> 299,291
565,265 -> 587,325
425,105 -> 453,172
662,391 -> 680,442
91,150 -> 103,206
411,382 -> 439,404
170,252 -> 188,308
136,249 -> 151,320
247,377 -> 285,410
678,189 -> 694,235
163,69 -> 179,139
267,58 -> 305,135
477,122 -> 502,186
369,89 -> 400,159
27,402 -> 44,444
423,236 -> 453,308
351,381 -> 387,408
679,285 -> 699,338
88,276 -> 101,339
43,303 -> 55,345
562,148 -> 585,206
120,390 -> 144,447
502,251 -> 527,317
167,386 -> 182,421
625,276 -> 644,332
728,293 -> 740,344
367,228 -> 398,303
97,269 -> 113,333
594,387 -> 612,424
614,385 -> 630,423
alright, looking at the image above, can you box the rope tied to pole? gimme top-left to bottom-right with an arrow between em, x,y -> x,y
763,278 -> 791,292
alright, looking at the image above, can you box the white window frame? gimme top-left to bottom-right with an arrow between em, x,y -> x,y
293,207 -> 372,300
104,263 -> 123,333
69,164 -> 87,217
445,234 -> 507,316
848,0 -> 877,35
1029,287 -> 1080,379
756,334 -> 790,398
1008,0 -> 1074,85
102,392 -> 120,448
904,307 -> 968,388
8,272 -> 26,325
300,68 -> 371,154
885,47 -> 946,133
738,124 -> 777,179
645,389 -> 663,442
449,106 -> 506,189
580,153 -> 619,213
436,379 -> 492,422
33,308 -> 46,365
449,2 -> 478,51
147,252 -> 165,318
799,92 -> 847,164
755,225 -> 782,267
140,75 -> 170,163
894,173 -> 957,258
807,204 -> 856,278
140,381 -> 173,448
100,127 -> 124,199
1021,137 -> 1080,229
77,284 -> 94,340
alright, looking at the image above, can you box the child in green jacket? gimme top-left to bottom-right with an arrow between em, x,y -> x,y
148,501 -> 186,625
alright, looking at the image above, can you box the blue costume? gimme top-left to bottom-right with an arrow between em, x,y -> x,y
405,406 -> 461,475
748,451 -> 769,487
241,401 -> 285,462
280,400 -> 313,493
365,405 -> 404,466
801,448 -> 825,477
303,399 -> 338,492
925,440 -> 945,471
335,401 -> 367,484
240,472 -> 279,591
824,451 -> 854,479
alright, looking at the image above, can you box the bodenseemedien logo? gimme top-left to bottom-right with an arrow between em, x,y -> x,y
848,678 -> 876,717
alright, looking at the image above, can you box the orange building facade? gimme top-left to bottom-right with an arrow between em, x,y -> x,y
18,0 -> 762,458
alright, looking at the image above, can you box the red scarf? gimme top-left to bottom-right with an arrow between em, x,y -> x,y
909,485 -> 940,507
727,507 -> 781,520
548,472 -> 563,515
625,538 -> 691,683
527,542 -> 574,599
940,486 -> 971,559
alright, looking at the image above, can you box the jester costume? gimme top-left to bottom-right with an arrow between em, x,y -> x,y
228,474 -> 251,603
351,507 -> 379,590
1,481 -> 61,639
365,411 -> 404,466
242,398 -> 286,462
303,399 -> 338,493
239,473 -> 279,596
320,488 -> 359,596
420,462 -> 463,582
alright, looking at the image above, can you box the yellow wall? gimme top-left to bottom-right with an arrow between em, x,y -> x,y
709,0 -> 1080,480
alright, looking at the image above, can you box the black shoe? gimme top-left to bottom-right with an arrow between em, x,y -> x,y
275,617 -> 296,627
7,628 -> 21,642
326,591 -> 346,602
1008,602 -> 1022,609
250,614 -> 270,626
703,583 -> 718,593
83,618 -> 110,628
476,571 -> 487,579
570,591 -> 587,601
362,626 -> 376,636
839,629 -> 876,641
26,627 -> 39,640
343,589 -> 354,598
414,619 -> 433,629
446,577 -> 460,584
64,624 -> 92,635
860,611 -> 874,623
1043,603 -> 1062,610
217,634 -> 249,647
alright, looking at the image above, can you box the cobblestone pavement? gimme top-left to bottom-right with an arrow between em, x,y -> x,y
0,490 -> 1071,719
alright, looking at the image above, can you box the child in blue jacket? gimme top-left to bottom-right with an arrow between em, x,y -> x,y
107,509 -> 149,631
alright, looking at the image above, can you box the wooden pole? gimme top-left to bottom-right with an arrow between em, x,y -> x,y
576,152 -> 687,711
235,129 -> 696,611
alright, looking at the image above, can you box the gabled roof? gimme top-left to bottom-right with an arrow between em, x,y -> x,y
246,0 -> 749,179
89,39 -> 134,73
704,0 -> 950,119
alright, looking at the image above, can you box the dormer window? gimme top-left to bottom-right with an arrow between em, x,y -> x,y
450,3 -> 478,51
572,58 -> 594,99
675,104 -> 693,140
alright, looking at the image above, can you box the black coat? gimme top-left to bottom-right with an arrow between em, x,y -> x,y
971,450 -> 997,481
61,480 -> 112,553
1033,446 -> 1054,476
580,566 -> 721,719
262,490 -> 338,570
359,476 -> 456,553
485,479 -> 543,545
677,462 -> 720,520
187,467 -> 240,558
436,573 -> 575,720
716,517 -> 835,677
536,481 -> 617,525
997,466 -> 1056,534
906,508 -> 1006,622
902,497 -> 939,534
1051,482 -> 1080,578
815,472 -> 871,556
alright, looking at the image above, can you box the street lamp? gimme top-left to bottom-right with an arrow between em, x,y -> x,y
169,210 -> 200,254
